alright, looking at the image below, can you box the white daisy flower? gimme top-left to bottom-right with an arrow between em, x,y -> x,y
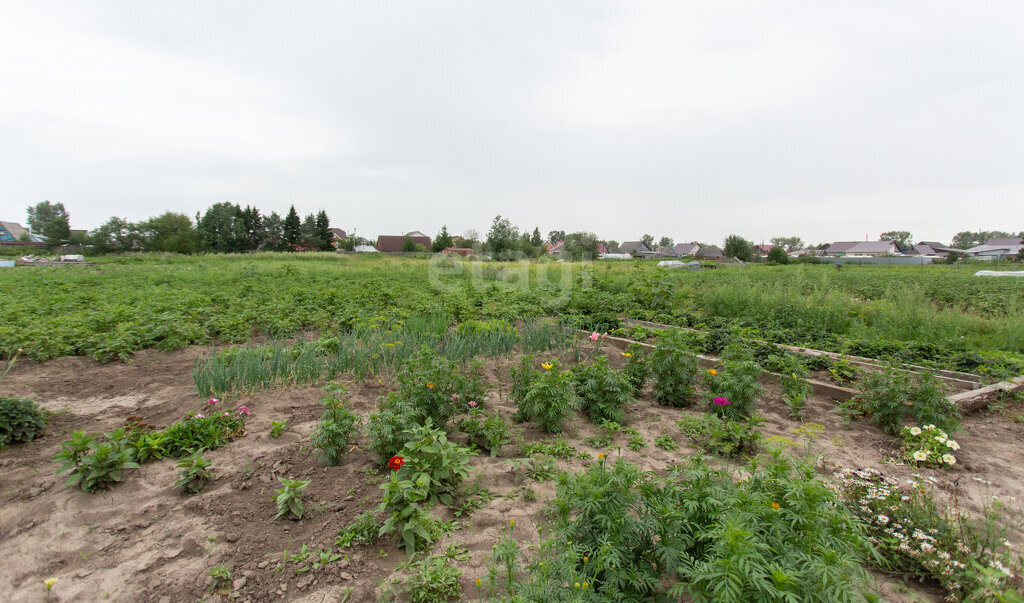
909,426 -> 922,436
913,450 -> 929,462
943,454 -> 956,466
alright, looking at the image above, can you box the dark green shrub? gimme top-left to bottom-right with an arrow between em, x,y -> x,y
570,356 -> 633,424
310,383 -> 362,465
53,429 -> 140,492
514,362 -> 579,433
620,343 -> 649,395
174,452 -> 214,494
677,413 -> 763,457
706,357 -> 764,420
458,410 -> 514,457
0,397 -> 46,448
160,412 -> 246,457
509,355 -> 539,403
854,366 -> 959,435
650,330 -> 700,407
779,356 -> 813,421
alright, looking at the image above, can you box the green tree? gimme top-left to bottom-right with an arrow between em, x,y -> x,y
401,236 -> 426,252
315,210 -> 333,251
240,206 -> 263,250
657,236 -> 674,248
564,232 -> 600,260
487,215 -> 520,260
138,212 -> 199,253
770,236 -> 804,251
641,234 -> 654,249
766,246 -> 789,265
547,230 -> 566,244
26,200 -> 71,244
951,230 -> 1013,249
530,227 -> 542,247
431,225 -> 453,252
262,211 -> 284,250
879,230 -> 913,248
89,217 -> 141,253
723,234 -> 754,261
198,202 -> 246,252
299,214 -> 318,249
283,206 -> 301,249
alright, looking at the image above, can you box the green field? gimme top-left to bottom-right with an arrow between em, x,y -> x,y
1,254 -> 1022,376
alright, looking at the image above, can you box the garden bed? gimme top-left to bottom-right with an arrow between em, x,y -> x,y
2,339 -> 1022,601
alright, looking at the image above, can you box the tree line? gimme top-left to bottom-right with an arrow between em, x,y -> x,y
24,201 -> 337,254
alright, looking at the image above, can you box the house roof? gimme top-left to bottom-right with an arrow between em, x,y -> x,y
0,221 -> 30,241
697,245 -> 724,258
826,241 -> 898,254
329,228 -> 348,239
404,231 -> 428,238
673,242 -> 700,255
619,241 -> 652,254
987,237 -> 1024,246
755,244 -> 775,253
965,243 -> 1024,255
376,234 -> 431,252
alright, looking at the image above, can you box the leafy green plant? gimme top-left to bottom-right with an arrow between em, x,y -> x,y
901,425 -> 959,468
514,362 -> 578,434
778,356 -> 813,420
620,343 -> 649,395
53,429 -> 140,492
628,434 -> 646,451
677,413 -> 763,457
509,355 -> 539,403
208,565 -> 232,595
159,411 -> 246,457
458,411 -> 513,457
571,356 -> 633,424
396,545 -> 468,603
273,476 -> 311,520
173,452 -> 214,494
519,437 -> 585,460
127,432 -> 167,463
654,433 -> 678,451
852,366 -> 960,435
269,420 -> 286,438
506,454 -> 558,483
0,397 -> 46,448
481,520 -> 525,598
705,354 -> 764,420
452,483 -> 494,517
378,423 -> 474,556
335,510 -> 381,549
650,329 -> 700,407
310,384 -> 362,465
828,356 -> 860,385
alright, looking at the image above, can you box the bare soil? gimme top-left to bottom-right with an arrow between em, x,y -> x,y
1,346 -> 1021,601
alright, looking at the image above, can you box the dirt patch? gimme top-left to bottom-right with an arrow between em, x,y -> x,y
1,347 -> 1019,601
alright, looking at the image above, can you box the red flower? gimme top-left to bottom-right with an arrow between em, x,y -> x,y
388,455 -> 405,471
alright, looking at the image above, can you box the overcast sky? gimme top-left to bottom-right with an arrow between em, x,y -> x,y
1,1 -> 1022,245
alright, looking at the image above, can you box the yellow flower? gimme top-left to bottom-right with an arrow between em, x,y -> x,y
597,453 -> 605,461
574,582 -> 581,589
476,578 -> 482,587
582,582 -> 589,589
621,352 -> 632,357
771,502 -> 780,511
44,578 -> 58,591
583,556 -> 589,563
541,362 -> 553,370
427,383 -> 435,389
706,369 -> 717,376
509,519 -> 515,529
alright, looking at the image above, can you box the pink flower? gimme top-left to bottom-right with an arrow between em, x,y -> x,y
713,397 -> 730,406
196,413 -> 205,418
590,332 -> 600,342
208,398 -> 219,405
451,394 -> 460,400
468,401 -> 478,408
223,412 -> 230,417
236,405 -> 251,416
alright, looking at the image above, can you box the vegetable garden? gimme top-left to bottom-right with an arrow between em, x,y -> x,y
1,253 -> 1022,601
